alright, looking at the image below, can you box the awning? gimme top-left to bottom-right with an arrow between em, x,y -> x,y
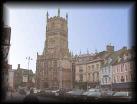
112,82 -> 135,89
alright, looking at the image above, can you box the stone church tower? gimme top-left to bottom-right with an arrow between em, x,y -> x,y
36,9 -> 72,90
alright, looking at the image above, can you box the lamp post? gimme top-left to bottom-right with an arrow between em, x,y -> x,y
26,57 -> 32,89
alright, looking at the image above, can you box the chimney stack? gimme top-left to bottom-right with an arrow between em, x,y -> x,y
18,64 -> 20,69
106,44 -> 114,52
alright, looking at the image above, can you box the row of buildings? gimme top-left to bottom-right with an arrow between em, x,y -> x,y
35,9 -> 135,91
2,25 -> 35,97
8,64 -> 36,91
73,45 -> 135,91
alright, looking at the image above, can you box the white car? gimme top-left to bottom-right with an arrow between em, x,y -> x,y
51,90 -> 60,96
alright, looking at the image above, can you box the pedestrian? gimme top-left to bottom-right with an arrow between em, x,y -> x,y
23,88 -> 39,103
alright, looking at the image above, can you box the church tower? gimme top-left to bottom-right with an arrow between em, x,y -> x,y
36,9 -> 72,90
43,8 -> 69,59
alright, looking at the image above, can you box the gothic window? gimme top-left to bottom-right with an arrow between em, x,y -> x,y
53,60 -> 57,68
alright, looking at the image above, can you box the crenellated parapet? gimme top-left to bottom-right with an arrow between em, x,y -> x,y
48,16 -> 67,23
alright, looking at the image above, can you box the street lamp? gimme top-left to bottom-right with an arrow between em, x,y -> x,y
26,57 -> 33,89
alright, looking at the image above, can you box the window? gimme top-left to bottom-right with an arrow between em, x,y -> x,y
88,66 -> 90,70
108,68 -> 110,73
117,67 -> 118,73
105,77 -> 107,83
96,64 -> 99,69
79,66 -> 83,72
121,65 -> 123,72
121,76 -> 125,82
105,68 -> 107,72
125,64 -> 127,71
125,75 -> 128,82
130,62 -> 133,70
53,60 -> 57,68
117,76 -> 119,82
92,65 -> 94,70
80,75 -> 83,82
113,77 -> 116,83
88,73 -> 90,80
102,78 -> 104,84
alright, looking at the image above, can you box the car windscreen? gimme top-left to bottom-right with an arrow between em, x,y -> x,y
113,92 -> 128,96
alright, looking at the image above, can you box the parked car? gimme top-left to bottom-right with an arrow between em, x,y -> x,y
36,90 -> 46,96
66,89 -> 84,98
108,92 -> 132,102
19,89 -> 26,95
86,91 -> 102,101
88,88 -> 100,92
101,91 -> 114,97
81,89 -> 101,98
51,90 -> 60,96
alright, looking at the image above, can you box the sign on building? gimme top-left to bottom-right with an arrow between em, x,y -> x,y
23,75 -> 28,82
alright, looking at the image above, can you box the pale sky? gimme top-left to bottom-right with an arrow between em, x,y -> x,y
4,3 -> 134,73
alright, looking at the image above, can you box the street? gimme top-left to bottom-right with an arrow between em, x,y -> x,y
4,91 -> 65,103
5,91 -> 25,102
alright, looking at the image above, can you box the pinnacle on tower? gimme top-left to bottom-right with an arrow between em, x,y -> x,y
58,8 -> 60,17
80,50 -> 81,55
87,48 -> 89,54
66,13 -> 68,21
47,11 -> 49,20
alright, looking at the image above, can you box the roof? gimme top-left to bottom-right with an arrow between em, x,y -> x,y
111,47 -> 134,65
16,68 -> 33,75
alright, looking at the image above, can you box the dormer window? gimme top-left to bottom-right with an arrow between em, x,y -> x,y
118,56 -> 121,63
108,58 -> 112,64
123,54 -> 127,60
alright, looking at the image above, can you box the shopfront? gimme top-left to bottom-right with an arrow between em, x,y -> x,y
112,82 -> 135,91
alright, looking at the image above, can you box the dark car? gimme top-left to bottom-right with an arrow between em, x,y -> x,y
110,92 -> 132,102
19,89 -> 26,95
23,89 -> 39,103
36,90 -> 46,96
